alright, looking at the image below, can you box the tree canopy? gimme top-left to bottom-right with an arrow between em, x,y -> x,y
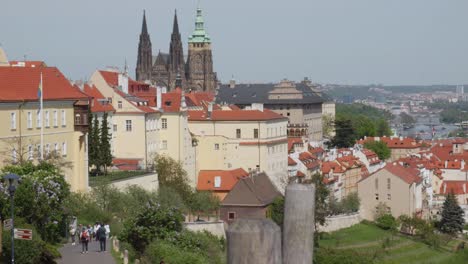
364,141 -> 391,160
439,192 -> 465,234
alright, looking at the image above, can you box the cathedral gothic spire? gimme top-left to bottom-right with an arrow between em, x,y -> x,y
136,10 -> 152,81
169,10 -> 186,89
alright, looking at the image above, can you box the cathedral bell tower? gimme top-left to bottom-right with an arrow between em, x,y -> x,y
136,10 -> 152,81
186,7 -> 217,92
169,10 -> 187,89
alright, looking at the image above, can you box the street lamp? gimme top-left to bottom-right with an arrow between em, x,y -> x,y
3,173 -> 19,264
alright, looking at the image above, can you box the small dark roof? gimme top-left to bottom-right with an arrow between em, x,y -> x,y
222,172 -> 282,207
216,82 -> 327,105
152,53 -> 170,66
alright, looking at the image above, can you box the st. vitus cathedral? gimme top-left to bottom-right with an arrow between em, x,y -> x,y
135,8 -> 217,92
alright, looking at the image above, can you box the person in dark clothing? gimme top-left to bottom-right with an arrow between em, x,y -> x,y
80,227 -> 89,253
97,224 -> 107,252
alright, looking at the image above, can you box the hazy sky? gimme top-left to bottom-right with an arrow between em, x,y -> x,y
2,0 -> 468,85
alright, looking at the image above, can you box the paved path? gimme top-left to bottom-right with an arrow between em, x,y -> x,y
58,239 -> 115,264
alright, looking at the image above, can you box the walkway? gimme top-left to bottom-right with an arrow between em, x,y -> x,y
58,239 -> 115,264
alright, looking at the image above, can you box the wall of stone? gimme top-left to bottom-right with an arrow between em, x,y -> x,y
184,221 -> 226,238
319,213 -> 361,233
110,173 -> 159,192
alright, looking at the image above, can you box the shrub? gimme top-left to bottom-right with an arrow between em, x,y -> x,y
314,247 -> 373,264
376,214 -> 398,231
169,230 -> 225,264
142,241 -> 208,264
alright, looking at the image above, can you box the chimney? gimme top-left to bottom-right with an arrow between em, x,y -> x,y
229,77 -> 236,88
156,87 -> 162,110
118,72 -> 129,94
251,103 -> 264,112
444,160 -> 448,168
207,102 -> 213,119
463,183 -> 466,194
214,176 -> 221,188
443,183 -> 447,194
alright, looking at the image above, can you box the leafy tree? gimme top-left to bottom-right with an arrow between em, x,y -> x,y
376,119 -> 392,137
400,112 -> 416,126
268,196 -> 285,226
322,114 -> 335,139
155,154 -> 193,203
189,191 -> 220,220
364,141 -> 391,160
119,203 -> 184,253
439,192 -> 465,234
88,114 -> 101,171
157,186 -> 187,212
341,192 -> 360,214
329,118 -> 355,148
311,173 -> 330,230
100,112 -> 113,174
353,115 -> 376,139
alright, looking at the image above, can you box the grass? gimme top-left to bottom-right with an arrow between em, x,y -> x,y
89,170 -> 151,187
318,223 -> 468,264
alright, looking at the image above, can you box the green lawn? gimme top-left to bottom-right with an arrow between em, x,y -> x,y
318,223 -> 468,264
89,170 -> 151,187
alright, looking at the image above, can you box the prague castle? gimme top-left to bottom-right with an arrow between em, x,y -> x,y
135,7 -> 217,92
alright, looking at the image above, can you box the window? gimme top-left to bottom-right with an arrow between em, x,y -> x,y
126,120 -> 132,132
161,140 -> 168,150
375,193 -> 379,200
118,101 -> 123,109
54,143 -> 59,153
214,176 -> 221,188
45,144 -> 50,155
236,129 -> 241,139
62,142 -> 67,156
387,178 -> 391,190
228,212 -> 236,220
53,110 -> 58,127
28,145 -> 33,160
37,144 -> 42,159
10,112 -> 16,130
254,129 -> 259,139
161,118 -> 167,129
61,110 -> 66,126
387,194 -> 391,200
287,112 -> 290,116
37,110 -> 42,127
214,143 -> 219,150
12,149 -> 17,163
375,178 -> 379,189
45,110 -> 50,127
27,111 -> 32,129
113,124 -> 117,132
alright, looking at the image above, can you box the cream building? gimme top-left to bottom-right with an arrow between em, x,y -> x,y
0,65 -> 89,192
188,104 -> 289,191
90,69 -> 160,169
358,163 -> 423,220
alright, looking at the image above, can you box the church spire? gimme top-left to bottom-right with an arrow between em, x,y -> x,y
141,10 -> 148,35
188,6 -> 210,43
172,9 -> 180,35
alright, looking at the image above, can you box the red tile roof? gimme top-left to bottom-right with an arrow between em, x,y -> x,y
188,108 -> 287,122
358,136 -> 421,149
0,67 -> 88,101
99,70 -> 146,88
296,171 -> 306,177
439,181 -> 468,195
185,92 -> 214,107
288,157 -> 297,166
197,168 -> 249,191
288,138 -> 303,153
383,163 -> 422,185
322,161 -> 346,174
112,158 -> 141,171
9,61 -> 46,68
83,84 -> 115,113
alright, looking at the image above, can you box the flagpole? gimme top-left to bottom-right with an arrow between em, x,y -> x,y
40,72 -> 44,160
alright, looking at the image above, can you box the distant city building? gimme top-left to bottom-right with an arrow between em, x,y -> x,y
135,8 -> 217,92
216,79 -> 326,141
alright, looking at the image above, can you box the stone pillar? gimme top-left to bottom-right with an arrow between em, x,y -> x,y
227,219 -> 281,264
123,249 -> 129,264
283,183 -> 315,264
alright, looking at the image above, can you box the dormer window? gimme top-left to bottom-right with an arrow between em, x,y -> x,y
165,101 -> 172,106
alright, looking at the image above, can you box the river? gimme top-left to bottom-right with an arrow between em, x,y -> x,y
394,114 -> 458,140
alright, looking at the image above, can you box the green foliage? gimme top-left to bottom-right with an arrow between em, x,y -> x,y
439,192 -> 465,234
322,114 -> 335,139
329,118 -> 355,148
400,112 -> 416,126
376,118 -> 392,137
100,112 -> 113,173
88,114 -> 101,170
268,196 -> 285,227
427,101 -> 468,123
376,214 -> 398,231
119,203 -> 184,253
189,191 -> 220,220
328,193 -> 360,216
314,248 -> 373,264
311,173 -> 330,229
157,186 -> 187,211
155,154 -> 193,203
142,241 -> 208,264
364,141 -> 391,160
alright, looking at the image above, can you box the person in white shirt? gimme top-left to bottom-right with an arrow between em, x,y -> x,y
104,224 -> 110,239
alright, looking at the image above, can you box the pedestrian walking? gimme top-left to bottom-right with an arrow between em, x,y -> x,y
97,223 -> 107,252
69,216 -> 77,245
78,224 -> 83,244
87,225 -> 93,243
104,223 -> 110,239
94,222 -> 101,242
80,227 -> 89,253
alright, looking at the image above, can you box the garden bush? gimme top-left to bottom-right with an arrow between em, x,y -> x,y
141,241 -> 208,264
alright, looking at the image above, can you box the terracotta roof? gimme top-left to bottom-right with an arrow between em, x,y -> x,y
299,152 -> 317,160
383,163 -> 422,185
322,161 -> 346,174
99,70 -> 146,87
197,168 -> 249,192
309,146 -> 325,155
83,84 -> 116,113
188,108 -> 287,122
439,181 -> 468,195
0,67 -> 88,101
9,61 -> 46,68
358,136 -> 421,149
112,158 -> 141,171
296,171 -> 306,177
288,138 -> 303,153
161,92 -> 182,112
222,172 -> 282,206
185,92 -> 214,107
288,157 -> 297,166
